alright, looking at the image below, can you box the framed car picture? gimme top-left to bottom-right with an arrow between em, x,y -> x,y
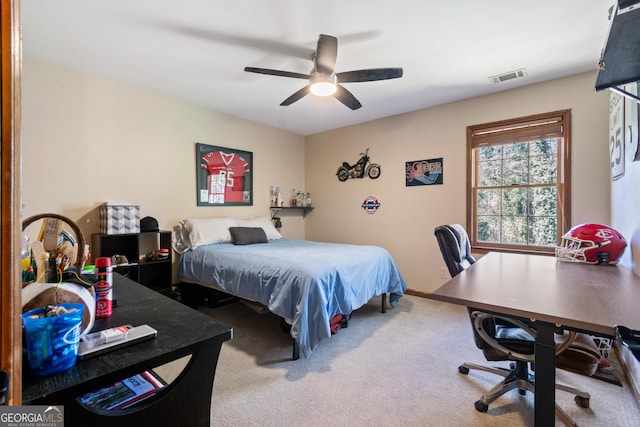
196,143 -> 253,206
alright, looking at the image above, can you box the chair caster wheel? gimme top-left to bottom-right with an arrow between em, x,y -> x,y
474,400 -> 488,412
458,365 -> 469,375
575,395 -> 590,408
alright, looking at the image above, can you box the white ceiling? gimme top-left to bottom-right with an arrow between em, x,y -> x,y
21,0 -> 615,136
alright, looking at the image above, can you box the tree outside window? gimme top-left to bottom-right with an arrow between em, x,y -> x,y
467,110 -> 571,255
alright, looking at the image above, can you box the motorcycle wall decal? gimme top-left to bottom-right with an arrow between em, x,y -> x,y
336,148 -> 381,181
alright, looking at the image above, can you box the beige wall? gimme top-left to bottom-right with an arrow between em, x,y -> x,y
608,86 -> 640,392
21,57 -> 307,265
22,60 -> 613,293
610,87 -> 640,273
305,71 -> 611,294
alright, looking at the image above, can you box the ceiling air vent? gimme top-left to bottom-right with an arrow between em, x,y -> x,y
489,68 -> 528,84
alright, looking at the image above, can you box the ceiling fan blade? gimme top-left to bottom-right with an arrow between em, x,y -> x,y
315,34 -> 338,74
169,26 -> 315,60
244,67 -> 310,80
333,84 -> 362,110
336,67 -> 404,83
280,86 -> 310,106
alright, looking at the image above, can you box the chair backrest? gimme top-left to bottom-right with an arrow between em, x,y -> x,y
433,224 -> 586,365
434,224 -> 505,357
434,224 -> 476,278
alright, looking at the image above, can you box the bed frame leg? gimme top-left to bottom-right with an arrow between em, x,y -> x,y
381,293 -> 387,313
292,340 -> 300,360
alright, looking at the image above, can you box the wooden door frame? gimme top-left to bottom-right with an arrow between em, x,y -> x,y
1,0 -> 22,405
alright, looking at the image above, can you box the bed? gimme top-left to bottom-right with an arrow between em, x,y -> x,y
174,216 -> 407,359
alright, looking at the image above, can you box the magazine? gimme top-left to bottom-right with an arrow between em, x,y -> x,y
77,370 -> 166,410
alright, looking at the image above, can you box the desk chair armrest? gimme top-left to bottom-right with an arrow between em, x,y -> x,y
615,325 -> 640,362
472,312 -> 577,363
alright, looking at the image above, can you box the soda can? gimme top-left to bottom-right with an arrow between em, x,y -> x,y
95,257 -> 113,318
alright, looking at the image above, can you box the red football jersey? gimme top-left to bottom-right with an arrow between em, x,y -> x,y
200,150 -> 250,203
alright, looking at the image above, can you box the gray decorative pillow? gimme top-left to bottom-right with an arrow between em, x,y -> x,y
229,227 -> 268,245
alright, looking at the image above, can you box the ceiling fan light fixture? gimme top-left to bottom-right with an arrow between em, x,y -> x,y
310,74 -> 337,96
244,34 -> 403,109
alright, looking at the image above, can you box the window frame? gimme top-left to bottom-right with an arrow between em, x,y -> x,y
466,110 -> 571,255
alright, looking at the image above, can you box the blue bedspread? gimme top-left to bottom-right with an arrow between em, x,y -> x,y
177,238 -> 407,358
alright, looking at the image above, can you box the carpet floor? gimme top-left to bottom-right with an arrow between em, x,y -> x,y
157,294 -> 640,426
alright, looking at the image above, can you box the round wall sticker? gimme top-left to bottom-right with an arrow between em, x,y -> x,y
361,196 -> 381,214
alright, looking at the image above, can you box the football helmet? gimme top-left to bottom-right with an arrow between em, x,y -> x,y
555,223 -> 627,265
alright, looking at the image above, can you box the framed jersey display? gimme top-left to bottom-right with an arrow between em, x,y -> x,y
196,143 -> 253,206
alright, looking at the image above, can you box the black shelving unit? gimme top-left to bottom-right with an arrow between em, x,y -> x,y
91,231 -> 172,292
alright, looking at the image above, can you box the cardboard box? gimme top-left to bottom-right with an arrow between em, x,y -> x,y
99,203 -> 140,234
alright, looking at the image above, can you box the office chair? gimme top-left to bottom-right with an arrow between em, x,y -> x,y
615,325 -> 640,362
434,224 -> 590,427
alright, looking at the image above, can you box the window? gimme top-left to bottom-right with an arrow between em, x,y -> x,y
467,110 -> 571,255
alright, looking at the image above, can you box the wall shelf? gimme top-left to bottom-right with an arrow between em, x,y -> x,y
270,206 -> 314,219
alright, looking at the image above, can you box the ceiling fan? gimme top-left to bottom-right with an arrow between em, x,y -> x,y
244,34 -> 403,110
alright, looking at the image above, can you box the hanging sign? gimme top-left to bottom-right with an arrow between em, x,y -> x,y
610,91 -> 625,180
406,157 -> 443,186
361,196 -> 381,214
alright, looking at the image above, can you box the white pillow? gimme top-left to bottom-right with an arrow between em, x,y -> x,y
172,224 -> 191,254
179,217 -> 238,249
235,216 -> 282,240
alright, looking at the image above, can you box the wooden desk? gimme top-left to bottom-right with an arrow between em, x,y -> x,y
22,273 -> 232,426
431,252 -> 640,427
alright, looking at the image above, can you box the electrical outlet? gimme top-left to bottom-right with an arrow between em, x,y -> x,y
440,267 -> 449,279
